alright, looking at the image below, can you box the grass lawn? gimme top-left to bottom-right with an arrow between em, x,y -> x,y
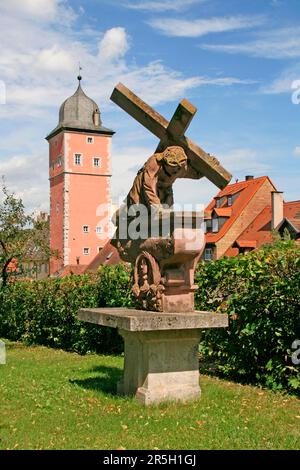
0,340 -> 299,450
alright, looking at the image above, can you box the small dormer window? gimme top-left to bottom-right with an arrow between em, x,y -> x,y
228,196 -> 232,206
212,217 -> 219,233
204,248 -> 213,261
216,199 -> 221,208
205,219 -> 212,233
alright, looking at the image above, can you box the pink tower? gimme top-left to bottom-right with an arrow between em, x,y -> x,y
46,75 -> 114,275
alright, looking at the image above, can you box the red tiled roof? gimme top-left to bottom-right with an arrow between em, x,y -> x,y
237,200 -> 300,249
206,176 -> 276,243
85,240 -> 121,273
58,265 -> 86,277
235,239 -> 257,248
215,180 -> 250,197
280,200 -> 300,232
224,246 -> 239,257
288,218 -> 300,232
214,207 -> 232,217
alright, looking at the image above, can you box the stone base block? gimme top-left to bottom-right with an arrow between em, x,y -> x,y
119,329 -> 201,405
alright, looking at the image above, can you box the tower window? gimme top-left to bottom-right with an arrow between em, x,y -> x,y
83,225 -> 89,233
83,248 -> 90,255
96,226 -> 102,234
57,156 -> 62,167
51,161 -> 55,170
93,157 -> 101,168
74,153 -> 82,165
87,137 -> 94,144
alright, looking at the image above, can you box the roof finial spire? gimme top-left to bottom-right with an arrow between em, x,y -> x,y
77,62 -> 82,82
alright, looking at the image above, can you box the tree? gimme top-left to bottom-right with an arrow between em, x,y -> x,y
0,181 -> 52,287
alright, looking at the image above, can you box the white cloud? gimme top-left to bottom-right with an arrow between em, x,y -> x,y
200,27 -> 300,59
36,45 -> 75,72
0,0 -> 58,20
261,63 -> 300,94
148,15 -> 264,38
218,148 -> 270,175
98,27 -> 130,62
293,146 -> 300,157
0,154 -> 49,212
0,0 -> 76,24
123,0 -> 203,12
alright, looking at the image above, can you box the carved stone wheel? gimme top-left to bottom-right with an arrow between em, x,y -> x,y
133,251 -> 161,292
133,251 -> 164,311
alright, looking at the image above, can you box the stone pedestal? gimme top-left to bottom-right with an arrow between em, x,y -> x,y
78,308 -> 228,405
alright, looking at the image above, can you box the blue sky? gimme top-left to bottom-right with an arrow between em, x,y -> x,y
0,0 -> 300,212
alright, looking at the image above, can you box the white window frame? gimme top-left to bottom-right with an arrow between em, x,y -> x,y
74,153 -> 83,166
83,225 -> 89,233
205,219 -> 212,232
83,247 -> 90,256
212,217 -> 219,233
204,248 -> 213,261
96,226 -> 102,234
87,136 -> 94,144
93,157 -> 101,168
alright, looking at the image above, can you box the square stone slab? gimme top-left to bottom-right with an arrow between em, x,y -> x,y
78,307 -> 228,331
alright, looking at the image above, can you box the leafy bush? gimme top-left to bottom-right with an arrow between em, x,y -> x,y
195,240 -> 300,394
0,265 -> 132,354
0,241 -> 299,394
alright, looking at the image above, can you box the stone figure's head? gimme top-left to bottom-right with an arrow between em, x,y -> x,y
161,146 -> 188,176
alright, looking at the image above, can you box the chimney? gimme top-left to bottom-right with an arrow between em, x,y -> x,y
245,175 -> 254,181
271,191 -> 284,230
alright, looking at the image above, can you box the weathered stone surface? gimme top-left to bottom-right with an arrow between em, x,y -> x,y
118,329 -> 202,405
78,307 -> 228,331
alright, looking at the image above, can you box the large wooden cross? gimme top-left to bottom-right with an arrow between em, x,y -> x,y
110,83 -> 231,189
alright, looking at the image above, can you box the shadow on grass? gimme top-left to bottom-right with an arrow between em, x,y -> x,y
70,365 -> 124,398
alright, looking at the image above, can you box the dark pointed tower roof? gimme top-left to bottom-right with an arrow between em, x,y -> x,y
46,76 -> 114,140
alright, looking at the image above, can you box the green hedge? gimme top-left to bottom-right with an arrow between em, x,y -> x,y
0,241 -> 299,394
195,240 -> 300,394
0,265 -> 132,354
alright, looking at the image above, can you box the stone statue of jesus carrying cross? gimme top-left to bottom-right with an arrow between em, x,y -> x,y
110,83 -> 232,312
